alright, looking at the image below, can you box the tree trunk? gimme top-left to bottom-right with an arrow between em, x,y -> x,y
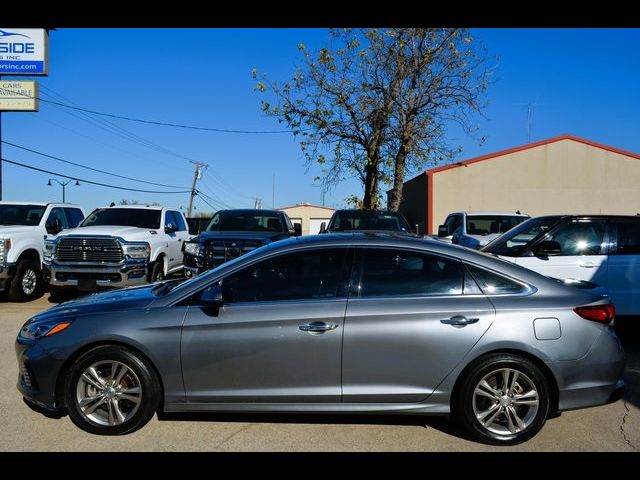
362,163 -> 379,209
388,148 -> 407,211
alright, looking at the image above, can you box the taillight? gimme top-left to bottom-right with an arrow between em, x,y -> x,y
573,304 -> 615,323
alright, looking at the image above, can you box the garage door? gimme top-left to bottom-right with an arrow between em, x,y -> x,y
309,218 -> 331,235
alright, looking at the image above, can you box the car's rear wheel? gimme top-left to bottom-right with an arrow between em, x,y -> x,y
65,346 -> 160,435
455,354 -> 550,445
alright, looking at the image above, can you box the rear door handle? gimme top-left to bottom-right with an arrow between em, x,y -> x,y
440,315 -> 480,326
299,321 -> 338,333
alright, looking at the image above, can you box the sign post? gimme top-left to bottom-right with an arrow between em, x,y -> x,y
0,28 -> 49,200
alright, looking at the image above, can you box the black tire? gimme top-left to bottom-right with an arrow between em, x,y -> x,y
454,354 -> 550,445
65,345 -> 161,435
147,261 -> 165,283
48,286 -> 76,302
8,259 -> 44,302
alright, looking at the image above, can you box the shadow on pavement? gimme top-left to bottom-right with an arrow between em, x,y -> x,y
22,397 -> 67,419
615,317 -> 640,410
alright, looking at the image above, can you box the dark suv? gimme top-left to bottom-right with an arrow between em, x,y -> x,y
321,209 -> 416,235
183,209 -> 300,275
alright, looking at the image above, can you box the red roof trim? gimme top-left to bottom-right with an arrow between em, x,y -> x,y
425,134 -> 640,176
278,203 -> 336,211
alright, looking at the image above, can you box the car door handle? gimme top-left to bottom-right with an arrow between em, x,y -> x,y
440,315 -> 480,326
579,262 -> 597,268
299,321 -> 338,333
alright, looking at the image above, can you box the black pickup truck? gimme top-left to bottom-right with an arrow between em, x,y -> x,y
182,209 -> 300,276
321,209 -> 418,235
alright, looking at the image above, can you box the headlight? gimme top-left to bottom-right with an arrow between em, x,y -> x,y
0,238 -> 11,264
20,317 -> 73,339
122,243 -> 150,259
184,242 -> 202,256
43,241 -> 56,261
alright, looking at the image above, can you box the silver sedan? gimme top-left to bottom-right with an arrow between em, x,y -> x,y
16,233 -> 625,445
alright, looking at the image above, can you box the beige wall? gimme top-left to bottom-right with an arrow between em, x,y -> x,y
431,139 -> 640,232
279,204 -> 335,235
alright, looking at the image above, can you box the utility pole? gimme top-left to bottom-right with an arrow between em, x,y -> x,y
272,173 -> 275,209
187,161 -> 207,218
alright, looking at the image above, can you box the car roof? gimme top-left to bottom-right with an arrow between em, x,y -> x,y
0,201 -> 82,208
97,205 -> 165,210
450,211 -> 529,217
217,209 -> 282,214
529,214 -> 640,220
333,209 -> 403,214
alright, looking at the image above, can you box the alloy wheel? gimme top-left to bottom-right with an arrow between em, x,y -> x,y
21,268 -> 38,296
472,367 -> 539,436
75,361 -> 142,426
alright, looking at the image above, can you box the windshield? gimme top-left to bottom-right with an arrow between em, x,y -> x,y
80,208 -> 162,229
465,215 -> 528,236
0,204 -> 46,226
481,216 -> 562,256
329,211 -> 411,232
206,211 -> 284,233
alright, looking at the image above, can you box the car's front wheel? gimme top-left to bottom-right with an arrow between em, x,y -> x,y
9,259 -> 44,302
455,353 -> 550,445
65,346 -> 161,435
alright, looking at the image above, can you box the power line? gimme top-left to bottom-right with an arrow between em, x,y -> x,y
1,157 -> 191,194
0,86 -> 303,135
196,189 -> 231,210
1,140 -> 191,189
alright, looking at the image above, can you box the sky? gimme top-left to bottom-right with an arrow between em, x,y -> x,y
2,28 -> 640,214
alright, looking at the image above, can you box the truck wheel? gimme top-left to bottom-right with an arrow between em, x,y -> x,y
148,262 -> 165,283
9,259 -> 44,302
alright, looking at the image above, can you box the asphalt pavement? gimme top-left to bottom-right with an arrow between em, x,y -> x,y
1,294 -> 638,451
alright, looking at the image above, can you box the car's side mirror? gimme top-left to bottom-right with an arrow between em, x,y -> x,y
437,224 -> 450,237
531,240 -> 562,256
319,222 -> 327,234
165,223 -> 177,234
293,223 -> 302,236
200,285 -> 224,308
46,218 -> 63,235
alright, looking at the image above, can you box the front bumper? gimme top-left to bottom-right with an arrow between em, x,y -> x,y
43,259 -> 149,289
0,262 -> 17,291
15,336 -> 65,412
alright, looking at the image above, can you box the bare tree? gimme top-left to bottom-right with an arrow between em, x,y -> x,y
256,28 -> 492,210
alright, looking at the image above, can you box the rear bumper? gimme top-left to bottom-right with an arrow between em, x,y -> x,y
0,262 -> 17,291
43,260 -> 149,289
548,326 -> 626,411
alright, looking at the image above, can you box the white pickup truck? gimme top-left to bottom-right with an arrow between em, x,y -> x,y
0,202 -> 85,301
437,211 -> 530,249
43,205 -> 190,293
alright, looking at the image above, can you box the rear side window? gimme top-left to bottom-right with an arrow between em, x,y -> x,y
611,220 -> 640,254
466,264 -> 528,295
64,208 -> 85,228
359,249 -> 464,297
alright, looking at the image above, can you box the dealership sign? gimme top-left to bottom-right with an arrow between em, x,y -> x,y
0,28 -> 48,75
0,81 -> 38,111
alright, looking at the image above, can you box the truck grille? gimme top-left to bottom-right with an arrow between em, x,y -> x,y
205,240 -> 260,265
56,237 -> 124,263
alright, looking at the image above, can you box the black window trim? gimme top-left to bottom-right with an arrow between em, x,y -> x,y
608,218 -> 640,256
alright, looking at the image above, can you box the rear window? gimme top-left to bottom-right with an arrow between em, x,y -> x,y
466,215 -> 527,236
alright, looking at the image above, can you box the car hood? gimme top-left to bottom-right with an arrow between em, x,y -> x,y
55,225 -> 160,241
196,231 -> 286,242
34,284 -> 159,320
0,225 -> 38,237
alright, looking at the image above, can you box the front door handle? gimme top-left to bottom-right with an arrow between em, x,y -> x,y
579,262 -> 597,268
440,315 -> 480,326
299,321 -> 338,333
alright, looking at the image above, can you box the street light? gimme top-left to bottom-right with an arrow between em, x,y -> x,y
47,178 -> 80,203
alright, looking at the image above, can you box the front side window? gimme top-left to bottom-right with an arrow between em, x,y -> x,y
444,214 -> 462,234
64,208 -> 85,228
611,220 -> 640,255
466,264 -> 529,295
0,204 -> 45,226
542,220 -> 606,256
206,211 -> 284,233
359,249 -> 464,297
482,216 -> 562,256
47,208 -> 69,230
222,248 -> 348,303
80,208 -> 162,229
164,211 -> 177,229
171,212 -> 188,232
